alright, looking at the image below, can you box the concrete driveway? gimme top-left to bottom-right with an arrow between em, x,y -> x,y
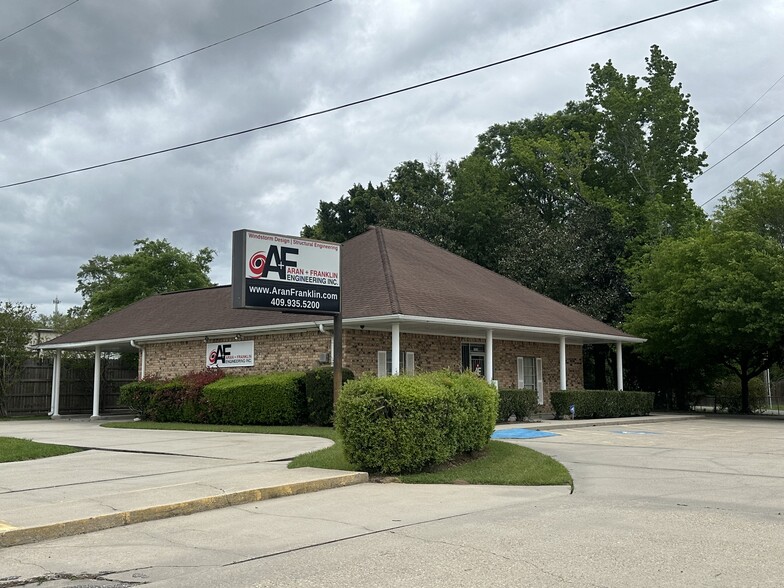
0,418 -> 366,547
1,416 -> 782,587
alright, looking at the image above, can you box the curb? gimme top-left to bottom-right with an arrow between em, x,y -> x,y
522,414 -> 705,432
0,471 -> 368,548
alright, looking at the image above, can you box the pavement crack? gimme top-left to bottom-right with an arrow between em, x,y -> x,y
390,529 -> 512,561
238,508 -> 374,533
0,570 -> 145,587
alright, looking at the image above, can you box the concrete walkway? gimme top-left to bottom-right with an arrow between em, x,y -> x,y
0,419 -> 367,547
0,413 -> 704,548
495,411 -> 705,431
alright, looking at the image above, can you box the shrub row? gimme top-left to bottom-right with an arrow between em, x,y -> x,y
119,367 -> 354,426
497,388 -> 539,422
335,371 -> 499,475
551,389 -> 654,419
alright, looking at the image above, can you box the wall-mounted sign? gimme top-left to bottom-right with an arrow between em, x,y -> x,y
206,340 -> 254,368
232,229 -> 341,315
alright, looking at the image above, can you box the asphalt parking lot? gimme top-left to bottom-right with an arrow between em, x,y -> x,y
1,416 -> 782,587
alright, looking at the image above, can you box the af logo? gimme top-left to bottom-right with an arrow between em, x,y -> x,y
248,245 -> 298,279
208,344 -> 231,365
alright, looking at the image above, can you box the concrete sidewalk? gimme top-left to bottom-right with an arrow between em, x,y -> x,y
0,419 -> 367,547
495,411 -> 705,431
0,413 -> 703,548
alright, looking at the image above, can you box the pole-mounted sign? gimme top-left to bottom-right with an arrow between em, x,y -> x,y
232,229 -> 341,315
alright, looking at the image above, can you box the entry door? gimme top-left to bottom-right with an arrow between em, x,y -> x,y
470,353 -> 485,376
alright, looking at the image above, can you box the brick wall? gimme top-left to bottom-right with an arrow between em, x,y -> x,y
142,327 -> 583,406
143,330 -> 331,380
342,329 -> 583,405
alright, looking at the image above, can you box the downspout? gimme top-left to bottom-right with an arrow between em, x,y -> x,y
130,340 -> 145,379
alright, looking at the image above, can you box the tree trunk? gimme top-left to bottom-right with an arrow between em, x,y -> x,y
740,374 -> 751,415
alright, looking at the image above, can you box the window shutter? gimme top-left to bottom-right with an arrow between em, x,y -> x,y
516,357 -> 524,389
535,357 -> 544,404
377,351 -> 387,377
405,352 -> 415,375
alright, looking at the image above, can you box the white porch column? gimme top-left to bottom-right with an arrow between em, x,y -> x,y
139,346 -> 146,379
485,329 -> 494,385
91,346 -> 102,419
616,342 -> 624,391
391,323 -> 400,375
51,350 -> 62,418
559,336 -> 567,391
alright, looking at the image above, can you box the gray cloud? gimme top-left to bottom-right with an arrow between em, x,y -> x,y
1,0 -> 782,316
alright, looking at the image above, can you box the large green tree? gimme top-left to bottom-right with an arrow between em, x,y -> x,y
302,181 -> 394,243
302,160 -> 451,246
713,172 -> 784,246
0,301 -> 36,416
585,44 -> 707,252
302,46 -> 707,390
76,239 -> 215,320
626,229 -> 784,413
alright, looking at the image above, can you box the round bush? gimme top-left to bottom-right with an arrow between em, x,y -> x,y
335,371 -> 498,474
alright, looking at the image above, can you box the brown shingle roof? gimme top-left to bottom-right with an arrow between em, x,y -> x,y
44,227 -> 632,347
356,227 -> 629,336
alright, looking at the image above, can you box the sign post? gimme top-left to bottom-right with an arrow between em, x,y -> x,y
232,229 -> 343,400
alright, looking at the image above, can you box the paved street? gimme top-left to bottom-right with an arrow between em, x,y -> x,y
1,416 -> 782,587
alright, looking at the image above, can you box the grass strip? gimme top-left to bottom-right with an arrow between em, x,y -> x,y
0,437 -> 82,463
103,421 -> 571,487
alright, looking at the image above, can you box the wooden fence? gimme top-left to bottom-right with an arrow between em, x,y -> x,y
4,358 -> 138,416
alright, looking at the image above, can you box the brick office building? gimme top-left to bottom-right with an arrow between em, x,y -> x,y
40,227 -> 642,418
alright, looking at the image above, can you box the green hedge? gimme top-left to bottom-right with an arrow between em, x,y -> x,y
119,379 -> 160,419
303,367 -> 355,426
203,372 -> 306,425
335,371 -> 499,475
498,388 -> 539,422
551,389 -> 654,419
119,370 -> 225,423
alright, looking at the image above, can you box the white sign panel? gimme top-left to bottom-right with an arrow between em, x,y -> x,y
206,340 -> 254,368
232,229 -> 341,315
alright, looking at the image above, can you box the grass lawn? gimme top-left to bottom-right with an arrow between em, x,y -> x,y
103,422 -> 572,488
0,437 -> 82,463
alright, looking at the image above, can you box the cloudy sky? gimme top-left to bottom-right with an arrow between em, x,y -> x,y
1,0 -> 782,316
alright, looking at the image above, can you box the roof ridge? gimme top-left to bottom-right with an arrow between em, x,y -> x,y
374,226 -> 401,314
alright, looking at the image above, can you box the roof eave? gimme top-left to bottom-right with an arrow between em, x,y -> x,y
340,314 -> 645,344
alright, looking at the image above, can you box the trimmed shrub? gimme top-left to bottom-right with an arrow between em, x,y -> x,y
147,379 -> 188,422
551,389 -> 654,419
303,366 -> 355,426
119,379 -> 161,419
335,371 -> 499,474
203,372 -> 306,425
713,377 -> 767,414
497,388 -> 539,422
134,369 -> 226,423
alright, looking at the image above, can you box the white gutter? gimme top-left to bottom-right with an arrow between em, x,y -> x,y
338,314 -> 646,344
129,339 -> 145,379
37,319 -> 330,350
36,313 -> 643,351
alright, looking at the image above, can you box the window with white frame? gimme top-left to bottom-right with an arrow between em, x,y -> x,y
377,351 -> 415,376
517,356 -> 544,404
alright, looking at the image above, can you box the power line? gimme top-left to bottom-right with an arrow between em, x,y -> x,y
698,111 -> 784,176
704,72 -> 784,149
0,0 -> 333,124
700,141 -> 784,207
0,0 -> 720,190
0,0 -> 80,45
